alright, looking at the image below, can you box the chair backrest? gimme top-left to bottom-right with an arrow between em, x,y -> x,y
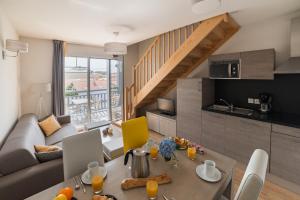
121,116 -> 149,154
234,149 -> 269,200
62,129 -> 104,180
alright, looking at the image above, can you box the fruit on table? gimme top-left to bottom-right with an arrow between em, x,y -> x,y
58,187 -> 73,200
92,195 -> 114,200
53,194 -> 67,200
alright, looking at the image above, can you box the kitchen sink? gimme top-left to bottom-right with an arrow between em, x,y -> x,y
207,104 -> 254,116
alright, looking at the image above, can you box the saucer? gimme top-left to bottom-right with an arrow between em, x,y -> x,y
81,166 -> 107,185
196,164 -> 222,183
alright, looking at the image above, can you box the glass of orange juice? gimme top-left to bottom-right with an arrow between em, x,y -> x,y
150,145 -> 159,160
146,180 -> 158,199
92,175 -> 103,194
187,146 -> 197,160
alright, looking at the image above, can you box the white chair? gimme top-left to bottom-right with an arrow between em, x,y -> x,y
62,129 -> 104,180
233,149 -> 269,200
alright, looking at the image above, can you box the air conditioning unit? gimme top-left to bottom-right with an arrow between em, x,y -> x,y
2,39 -> 29,59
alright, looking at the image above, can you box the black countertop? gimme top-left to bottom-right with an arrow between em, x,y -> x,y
202,106 -> 300,129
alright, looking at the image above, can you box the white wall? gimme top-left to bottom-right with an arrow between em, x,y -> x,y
0,9 -> 20,146
20,37 -> 53,117
124,44 -> 139,87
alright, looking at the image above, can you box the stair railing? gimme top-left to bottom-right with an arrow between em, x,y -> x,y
125,22 -> 201,120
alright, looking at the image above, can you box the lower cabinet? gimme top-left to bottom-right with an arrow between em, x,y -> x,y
146,112 -> 176,137
147,112 -> 160,133
225,115 -> 271,164
271,126 -> 300,185
201,111 -> 226,154
201,111 -> 271,165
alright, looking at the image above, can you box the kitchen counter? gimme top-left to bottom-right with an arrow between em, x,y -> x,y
203,106 -> 300,129
146,110 -> 177,120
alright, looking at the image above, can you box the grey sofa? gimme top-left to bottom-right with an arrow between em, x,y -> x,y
0,113 -> 77,200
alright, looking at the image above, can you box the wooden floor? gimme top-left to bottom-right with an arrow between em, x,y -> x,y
149,131 -> 300,200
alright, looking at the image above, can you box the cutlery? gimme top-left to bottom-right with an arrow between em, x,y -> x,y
162,194 -> 176,200
78,176 -> 86,193
73,177 -> 80,190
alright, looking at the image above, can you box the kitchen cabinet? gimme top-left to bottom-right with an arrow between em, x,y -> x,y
240,49 -> 275,80
209,52 -> 240,62
146,111 -> 176,137
201,111 -> 271,165
201,111 -> 226,154
177,79 -> 214,144
224,115 -> 271,164
146,112 -> 160,133
160,117 -> 176,137
271,125 -> 300,185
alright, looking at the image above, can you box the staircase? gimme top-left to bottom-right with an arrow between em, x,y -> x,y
124,13 -> 239,120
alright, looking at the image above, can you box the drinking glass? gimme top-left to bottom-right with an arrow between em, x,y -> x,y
150,145 -> 159,160
88,161 -> 100,178
146,180 -> 158,200
92,175 -> 104,194
187,146 -> 196,160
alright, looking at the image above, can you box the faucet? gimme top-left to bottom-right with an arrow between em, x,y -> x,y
219,98 -> 234,112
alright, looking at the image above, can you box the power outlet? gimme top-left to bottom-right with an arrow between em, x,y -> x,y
248,98 -> 254,104
254,99 -> 260,104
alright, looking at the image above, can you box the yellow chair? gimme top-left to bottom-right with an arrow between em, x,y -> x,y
121,116 -> 149,154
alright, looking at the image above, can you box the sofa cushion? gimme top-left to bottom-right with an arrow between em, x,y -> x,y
38,115 -> 62,137
45,124 -> 77,145
0,114 -> 45,175
35,150 -> 63,162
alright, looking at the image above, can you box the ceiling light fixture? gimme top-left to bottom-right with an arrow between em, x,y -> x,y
191,0 -> 221,14
104,31 -> 127,55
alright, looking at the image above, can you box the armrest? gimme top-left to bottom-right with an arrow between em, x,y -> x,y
56,115 -> 71,125
0,158 -> 63,200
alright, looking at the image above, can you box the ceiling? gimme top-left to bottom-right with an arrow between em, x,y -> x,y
0,0 -> 300,46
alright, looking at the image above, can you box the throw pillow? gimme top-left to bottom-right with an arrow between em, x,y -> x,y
34,144 -> 62,153
35,151 -> 63,162
38,115 -> 61,136
34,144 -> 63,162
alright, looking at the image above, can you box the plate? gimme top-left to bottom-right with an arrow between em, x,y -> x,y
81,166 -> 107,185
103,194 -> 117,200
195,164 -> 222,183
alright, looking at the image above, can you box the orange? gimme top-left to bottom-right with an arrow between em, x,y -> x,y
58,187 -> 73,200
54,194 -> 68,200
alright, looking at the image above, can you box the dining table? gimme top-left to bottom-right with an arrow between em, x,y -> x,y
25,148 -> 236,200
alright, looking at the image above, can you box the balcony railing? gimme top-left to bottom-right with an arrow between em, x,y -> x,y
65,88 -> 121,126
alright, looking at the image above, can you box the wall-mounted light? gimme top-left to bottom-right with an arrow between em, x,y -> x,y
2,39 -> 29,59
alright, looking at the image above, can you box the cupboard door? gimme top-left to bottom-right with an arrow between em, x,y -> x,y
225,116 -> 271,164
146,112 -> 159,133
201,111 -> 226,154
240,49 -> 275,80
271,132 -> 300,185
177,79 -> 202,143
160,117 -> 176,137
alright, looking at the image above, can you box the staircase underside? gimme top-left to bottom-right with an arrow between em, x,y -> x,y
126,13 -> 239,119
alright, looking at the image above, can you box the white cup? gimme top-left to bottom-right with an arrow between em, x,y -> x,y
88,161 -> 100,179
204,160 -> 216,178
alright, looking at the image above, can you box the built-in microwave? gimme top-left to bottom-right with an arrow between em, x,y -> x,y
209,60 -> 240,79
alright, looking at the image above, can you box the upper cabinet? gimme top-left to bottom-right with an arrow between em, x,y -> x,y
209,49 -> 275,80
240,49 -> 275,80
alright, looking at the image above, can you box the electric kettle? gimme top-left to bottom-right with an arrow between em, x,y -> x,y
124,148 -> 150,178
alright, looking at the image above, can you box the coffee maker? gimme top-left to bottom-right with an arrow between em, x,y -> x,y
259,93 -> 272,113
